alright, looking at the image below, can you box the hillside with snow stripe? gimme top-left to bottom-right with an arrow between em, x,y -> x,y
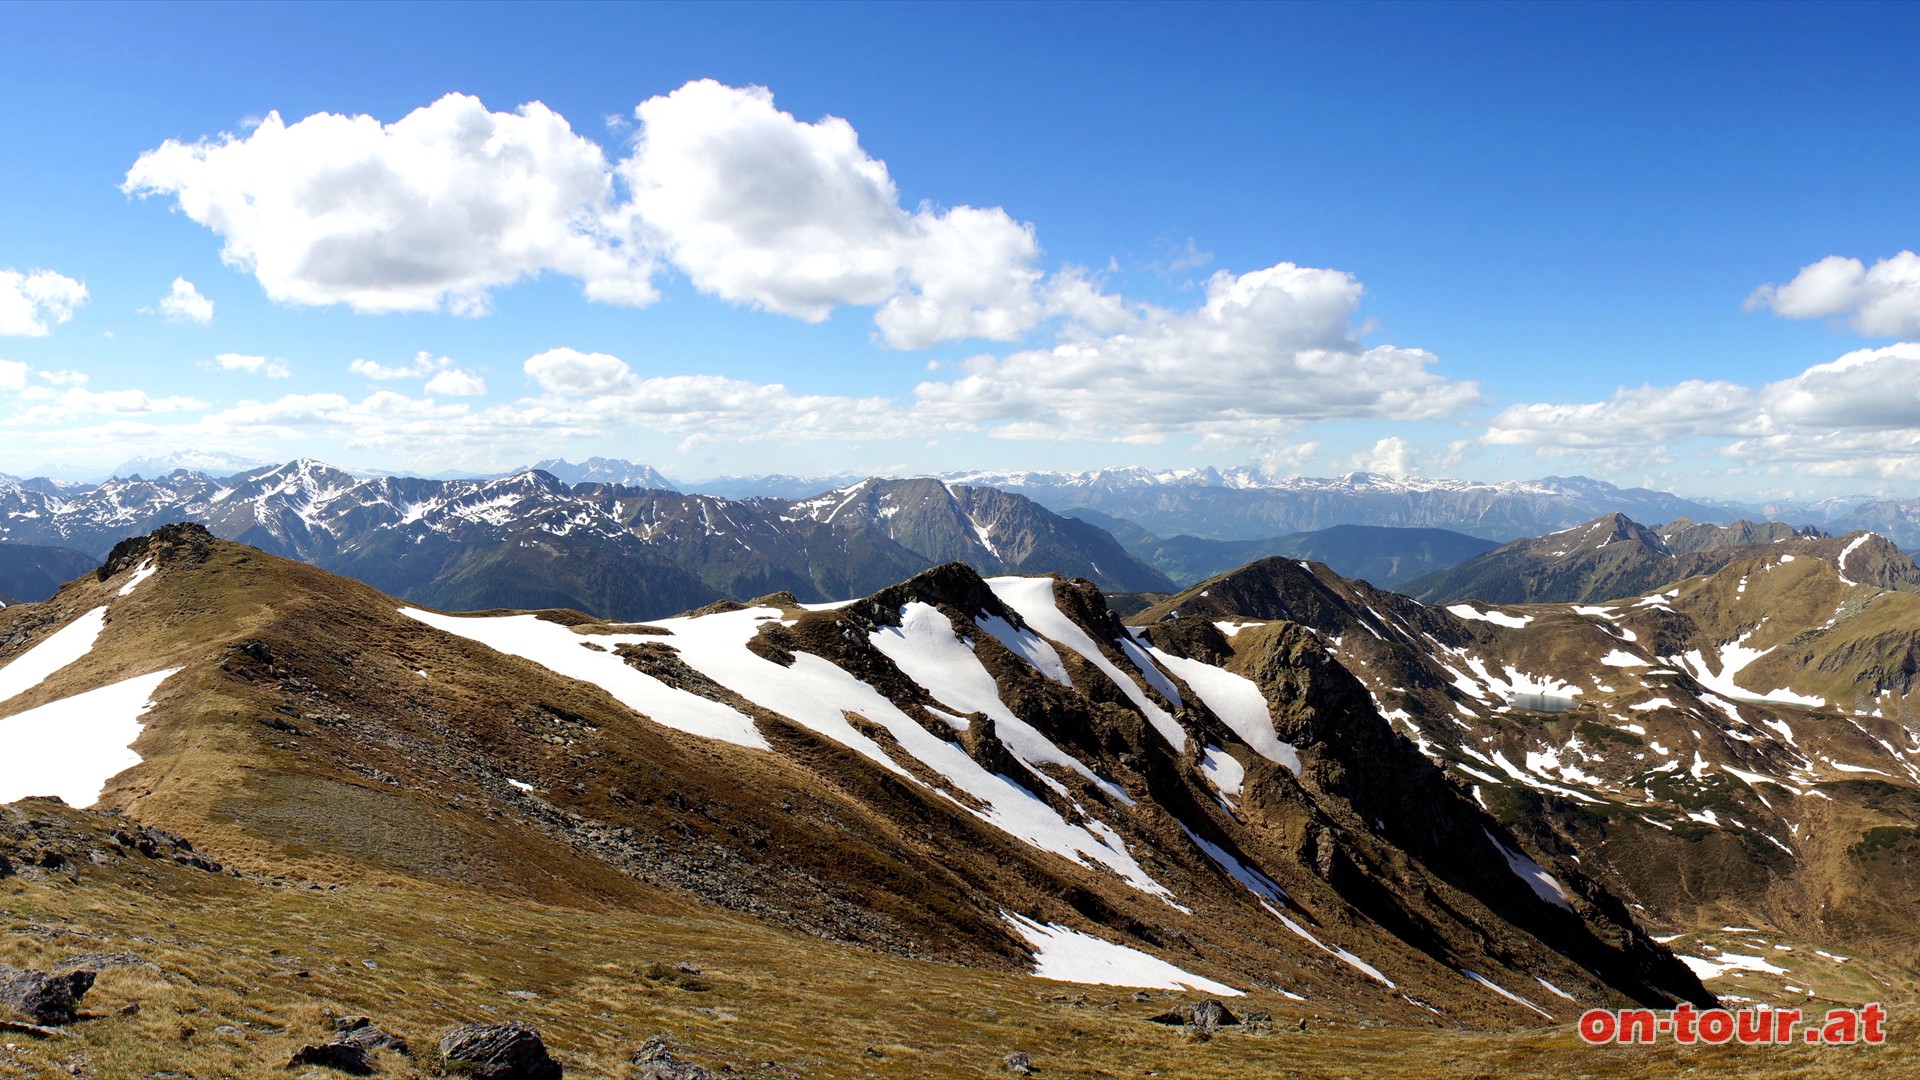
0,526 -> 1710,1026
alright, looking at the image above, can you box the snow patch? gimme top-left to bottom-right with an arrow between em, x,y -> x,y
870,603 -> 1132,804
1535,976 -> 1577,1002
402,607 -> 769,749
1199,746 -> 1245,803
116,559 -> 158,596
1265,902 -> 1394,987
987,577 -> 1186,750
1144,646 -> 1300,774
1485,830 -> 1573,910
0,667 -> 180,806
1461,969 -> 1554,1019
1447,603 -> 1533,628
0,607 -> 107,705
1679,952 -> 1790,979
1004,914 -> 1241,995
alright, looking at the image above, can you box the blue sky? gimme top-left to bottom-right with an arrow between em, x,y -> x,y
2,1 -> 1917,496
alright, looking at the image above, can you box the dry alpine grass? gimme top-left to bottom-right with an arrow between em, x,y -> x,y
0,811 -> 1909,1080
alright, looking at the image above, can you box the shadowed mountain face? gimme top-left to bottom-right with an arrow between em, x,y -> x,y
0,541 -> 95,602
1401,513 -> 1917,606
1137,545 -> 1920,1002
0,463 -> 1171,619
1069,511 -> 1496,588
0,525 -> 1707,1033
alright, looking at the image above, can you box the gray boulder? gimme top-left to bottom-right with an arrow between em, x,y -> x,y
438,1021 -> 561,1079
0,964 -> 95,1025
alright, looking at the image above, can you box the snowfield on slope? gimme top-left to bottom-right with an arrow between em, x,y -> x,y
1447,604 -> 1533,628
1004,914 -> 1242,995
399,608 -> 771,749
869,602 -> 1133,804
0,606 -> 107,705
0,667 -> 181,805
986,576 -> 1187,749
1485,829 -> 1573,909
409,601 -> 1177,900
1145,645 -> 1301,774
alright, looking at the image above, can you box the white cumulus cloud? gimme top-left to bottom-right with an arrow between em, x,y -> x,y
1347,436 -> 1417,477
6,385 -> 205,425
524,347 -> 633,395
522,347 -> 916,448
1484,379 -> 1757,453
1748,251 -> 1920,337
157,277 -> 214,325
424,368 -> 486,396
212,353 -> 292,378
123,94 -> 656,316
621,79 -> 1044,348
1483,343 -> 1920,479
350,351 -> 453,381
0,269 -> 88,336
350,350 -> 484,395
123,82 -> 1056,348
912,262 -> 1480,443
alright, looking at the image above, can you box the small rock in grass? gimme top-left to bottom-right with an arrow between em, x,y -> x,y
287,1041 -> 375,1075
334,1021 -> 411,1057
630,1033 -> 709,1079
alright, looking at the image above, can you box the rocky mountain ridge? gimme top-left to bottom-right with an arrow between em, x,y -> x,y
1137,541 -> 1920,1003
1404,513 -> 1919,606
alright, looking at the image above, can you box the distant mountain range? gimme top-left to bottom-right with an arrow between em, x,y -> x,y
0,461 -> 1170,619
112,450 -> 270,479
696,466 -> 1877,543
33,454 -> 1920,544
22,454 -> 1920,619
945,469 -> 1743,541
529,456 -> 679,490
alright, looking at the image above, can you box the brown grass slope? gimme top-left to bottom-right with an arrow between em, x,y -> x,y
0,527 -> 1713,1033
0,529 -> 1912,1075
2,802 -> 1904,1080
